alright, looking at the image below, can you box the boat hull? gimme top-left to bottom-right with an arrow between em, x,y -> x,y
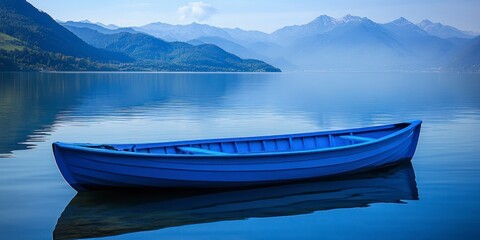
53,121 -> 422,191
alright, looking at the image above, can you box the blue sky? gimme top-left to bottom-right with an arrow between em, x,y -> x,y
28,0 -> 480,33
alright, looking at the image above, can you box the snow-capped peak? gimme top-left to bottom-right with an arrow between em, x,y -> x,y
309,15 -> 340,28
312,15 -> 336,24
391,17 -> 414,26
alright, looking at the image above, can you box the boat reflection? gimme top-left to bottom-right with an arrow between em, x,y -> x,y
53,163 -> 418,240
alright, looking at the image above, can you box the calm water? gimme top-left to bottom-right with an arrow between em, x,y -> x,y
0,72 -> 479,239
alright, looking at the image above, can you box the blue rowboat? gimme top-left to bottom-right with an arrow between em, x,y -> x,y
52,120 -> 422,191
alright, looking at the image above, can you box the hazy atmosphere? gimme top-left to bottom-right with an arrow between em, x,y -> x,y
28,0 -> 480,33
1,0 -> 480,239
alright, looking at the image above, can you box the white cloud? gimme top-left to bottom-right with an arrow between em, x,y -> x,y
177,2 -> 217,22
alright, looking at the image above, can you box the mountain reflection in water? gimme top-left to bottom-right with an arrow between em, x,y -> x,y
54,163 -> 418,240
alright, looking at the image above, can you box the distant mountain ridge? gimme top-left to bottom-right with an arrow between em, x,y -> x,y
108,14 -> 475,71
135,22 -> 232,42
417,20 -> 476,39
271,15 -> 367,45
287,17 -> 413,70
0,0 -> 279,72
79,21 -> 294,70
62,21 -> 139,35
63,26 -> 280,72
382,17 -> 462,66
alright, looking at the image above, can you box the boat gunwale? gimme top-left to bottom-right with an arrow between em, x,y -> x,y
53,120 -> 422,159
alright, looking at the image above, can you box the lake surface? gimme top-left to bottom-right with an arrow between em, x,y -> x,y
0,72 -> 479,239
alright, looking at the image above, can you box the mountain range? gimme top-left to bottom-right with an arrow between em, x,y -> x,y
62,26 -> 279,72
1,0 -> 479,72
63,13 -> 478,71
0,0 -> 278,72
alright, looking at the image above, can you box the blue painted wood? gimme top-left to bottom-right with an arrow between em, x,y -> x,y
177,146 -> 229,155
339,135 -> 375,142
52,120 -> 422,191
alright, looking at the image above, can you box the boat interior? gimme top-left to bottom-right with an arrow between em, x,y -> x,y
90,123 -> 410,156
